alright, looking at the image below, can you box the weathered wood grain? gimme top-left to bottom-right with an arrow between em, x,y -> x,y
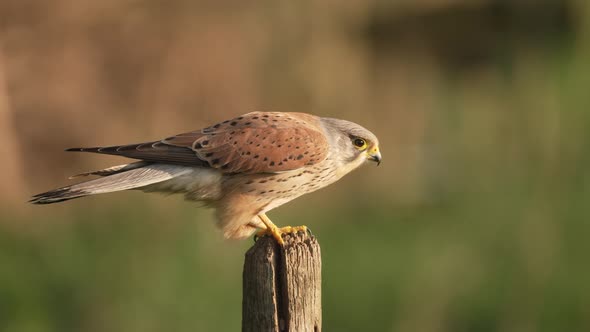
242,232 -> 321,332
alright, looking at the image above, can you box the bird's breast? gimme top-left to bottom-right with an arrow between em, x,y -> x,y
221,160 -> 341,212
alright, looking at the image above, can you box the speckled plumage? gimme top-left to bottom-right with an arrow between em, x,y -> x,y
31,111 -> 381,240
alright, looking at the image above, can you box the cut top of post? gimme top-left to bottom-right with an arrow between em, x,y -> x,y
242,232 -> 322,332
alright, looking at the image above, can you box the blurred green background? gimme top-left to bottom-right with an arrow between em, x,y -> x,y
1,0 -> 589,331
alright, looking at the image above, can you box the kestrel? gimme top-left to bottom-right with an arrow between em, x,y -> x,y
31,112 -> 381,244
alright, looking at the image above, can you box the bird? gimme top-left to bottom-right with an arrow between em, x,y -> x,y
30,111 -> 381,244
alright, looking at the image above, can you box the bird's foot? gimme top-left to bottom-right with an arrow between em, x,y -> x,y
255,225 -> 309,246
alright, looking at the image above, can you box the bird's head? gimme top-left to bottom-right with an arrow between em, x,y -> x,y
320,117 -> 381,167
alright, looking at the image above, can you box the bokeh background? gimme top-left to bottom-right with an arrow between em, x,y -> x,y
1,0 -> 589,331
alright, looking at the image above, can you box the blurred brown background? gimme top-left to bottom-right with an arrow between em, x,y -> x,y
3,0 -> 575,204
1,0 -> 589,331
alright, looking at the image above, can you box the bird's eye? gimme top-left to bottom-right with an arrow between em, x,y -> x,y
353,138 -> 367,149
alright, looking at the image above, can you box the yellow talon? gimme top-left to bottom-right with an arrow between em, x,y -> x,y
278,225 -> 308,234
256,214 -> 308,245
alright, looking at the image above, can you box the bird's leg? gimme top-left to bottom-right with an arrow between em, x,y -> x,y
256,214 -> 283,245
256,213 -> 308,246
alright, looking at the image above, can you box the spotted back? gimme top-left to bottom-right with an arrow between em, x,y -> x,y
164,112 -> 329,174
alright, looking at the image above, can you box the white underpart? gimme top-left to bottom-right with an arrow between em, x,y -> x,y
143,165 -> 223,200
334,153 -> 368,180
259,153 -> 368,216
259,197 -> 294,214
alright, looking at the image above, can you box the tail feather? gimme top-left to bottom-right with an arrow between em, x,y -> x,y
30,164 -> 193,204
30,187 -> 88,204
68,161 -> 150,179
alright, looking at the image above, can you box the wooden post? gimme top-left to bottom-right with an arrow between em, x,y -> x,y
242,231 -> 322,332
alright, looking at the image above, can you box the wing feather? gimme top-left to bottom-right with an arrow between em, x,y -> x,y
66,142 -> 208,166
68,112 -> 329,174
165,112 -> 329,173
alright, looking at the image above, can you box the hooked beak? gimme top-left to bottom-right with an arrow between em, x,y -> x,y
367,147 -> 382,166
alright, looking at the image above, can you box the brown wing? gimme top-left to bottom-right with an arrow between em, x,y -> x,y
68,112 -> 329,174
165,112 -> 329,173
